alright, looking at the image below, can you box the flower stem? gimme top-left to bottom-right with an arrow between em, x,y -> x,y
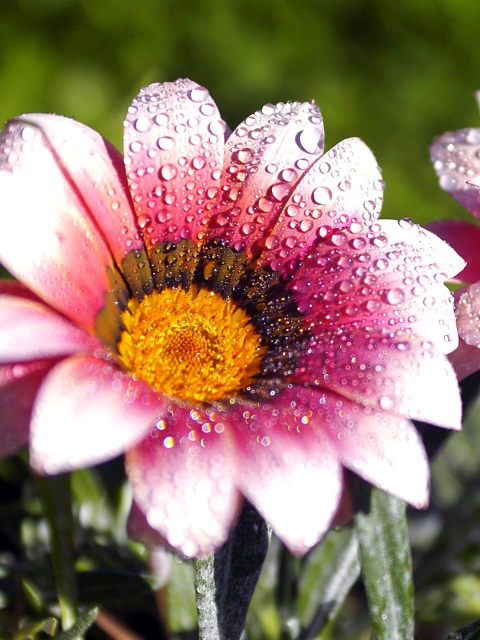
36,473 -> 78,631
194,554 -> 220,640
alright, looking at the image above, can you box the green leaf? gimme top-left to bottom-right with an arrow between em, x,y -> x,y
297,527 -> 360,639
53,607 -> 98,640
36,474 -> 78,631
13,617 -> 58,640
445,619 -> 480,640
167,558 -> 197,635
353,482 -> 414,640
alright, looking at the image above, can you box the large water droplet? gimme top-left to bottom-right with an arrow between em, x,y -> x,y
312,186 -> 332,205
135,116 -> 153,132
190,86 -> 210,103
297,127 -> 324,155
160,164 -> 177,181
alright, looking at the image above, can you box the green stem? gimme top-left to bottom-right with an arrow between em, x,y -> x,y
194,554 -> 220,640
36,473 -> 78,631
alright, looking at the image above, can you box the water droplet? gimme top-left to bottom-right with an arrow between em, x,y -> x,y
135,116 -> 152,132
298,127 -> 324,154
192,156 -> 206,170
271,183 -> 290,201
158,136 -> 175,150
312,186 -> 333,205
200,103 -> 216,116
258,197 -> 274,212
237,148 -> 253,164
241,223 -> 254,236
265,235 -> 280,249
300,219 -> 313,233
160,164 -> 177,181
155,113 -> 169,126
386,288 -> 405,305
190,86 -> 210,103
439,173 -> 457,190
281,168 -> 297,183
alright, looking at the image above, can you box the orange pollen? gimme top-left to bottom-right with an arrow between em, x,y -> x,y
117,286 -> 266,403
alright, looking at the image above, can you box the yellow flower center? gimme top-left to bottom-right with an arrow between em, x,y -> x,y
117,286 -> 266,403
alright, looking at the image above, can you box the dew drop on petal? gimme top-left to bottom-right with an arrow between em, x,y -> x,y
386,288 -> 405,305
189,86 -> 210,103
135,116 -> 153,132
158,136 -> 175,150
312,186 -> 333,205
297,128 -> 324,154
160,164 -> 177,181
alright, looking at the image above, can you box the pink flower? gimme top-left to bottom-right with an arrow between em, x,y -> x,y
0,79 -> 463,557
430,92 -> 480,380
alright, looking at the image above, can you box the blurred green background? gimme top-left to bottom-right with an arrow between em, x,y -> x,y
2,0 -> 480,228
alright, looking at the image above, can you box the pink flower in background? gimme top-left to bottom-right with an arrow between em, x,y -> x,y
430,92 -> 480,380
0,79 -> 463,557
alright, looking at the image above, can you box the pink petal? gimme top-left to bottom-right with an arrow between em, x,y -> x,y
127,499 -> 170,549
427,219 -> 480,284
448,336 -> 480,381
206,101 -> 324,257
293,328 -> 462,430
29,355 -> 165,474
228,392 -> 343,555
0,293 -> 100,363
0,119 -> 118,333
126,403 -> 242,558
244,385 -> 429,509
123,80 -> 226,250
290,219 -> 463,353
0,360 -> 54,459
454,281 -> 480,356
318,391 -> 430,508
430,126 -> 480,218
16,114 -> 146,274
0,279 -> 42,301
257,138 -> 384,277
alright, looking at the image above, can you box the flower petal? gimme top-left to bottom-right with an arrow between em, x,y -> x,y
0,293 -> 99,363
294,328 -> 462,430
238,385 -> 429,510
0,118 -> 119,333
123,80 -> 226,250
430,126 -> 480,218
206,100 -> 324,257
126,403 -> 242,557
0,360 -> 54,459
16,114 -> 143,254
228,391 -> 343,555
448,336 -> 480,381
29,355 -> 164,474
319,392 -> 430,508
257,138 -> 384,277
290,218 -> 463,353
427,219 -> 480,284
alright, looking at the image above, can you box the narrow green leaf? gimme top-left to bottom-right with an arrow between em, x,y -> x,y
36,474 -> 78,631
22,577 -> 45,613
54,607 -> 98,640
13,617 -> 58,640
354,482 -> 414,640
446,619 -> 480,640
167,558 -> 197,635
297,527 -> 360,639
